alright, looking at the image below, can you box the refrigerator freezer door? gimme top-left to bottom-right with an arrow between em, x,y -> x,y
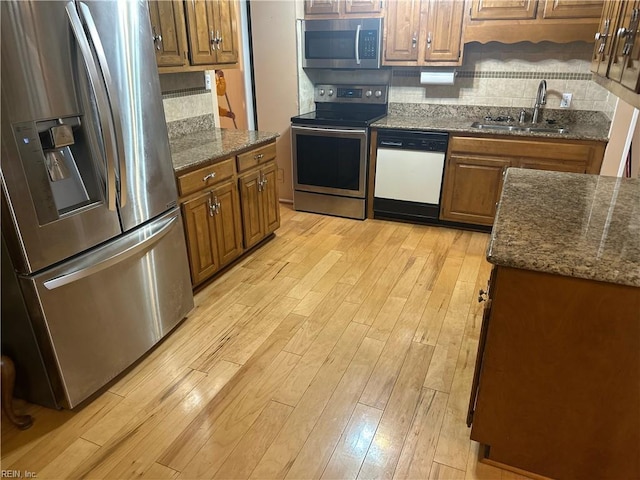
80,1 -> 179,231
22,208 -> 194,408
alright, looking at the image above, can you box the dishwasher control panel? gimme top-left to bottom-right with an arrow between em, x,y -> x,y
377,130 -> 448,153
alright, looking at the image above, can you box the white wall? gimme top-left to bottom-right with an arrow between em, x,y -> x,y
250,0 -> 300,202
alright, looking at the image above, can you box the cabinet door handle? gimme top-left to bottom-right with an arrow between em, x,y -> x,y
257,172 -> 264,192
208,195 -> 215,217
210,30 -> 215,53
478,289 -> 488,303
427,32 -> 432,49
213,195 -> 221,214
412,32 -> 417,49
203,172 -> 216,182
216,30 -> 222,50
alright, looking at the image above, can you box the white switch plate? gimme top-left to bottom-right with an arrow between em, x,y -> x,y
204,73 -> 212,90
560,93 -> 572,108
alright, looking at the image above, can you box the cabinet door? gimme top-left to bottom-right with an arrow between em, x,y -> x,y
148,0 -> 188,67
261,163 -> 281,236
440,154 -> 510,226
591,0 -> 623,76
384,0 -> 421,61
238,170 -> 265,249
541,0 -> 604,18
421,0 -> 464,62
182,191 -> 219,285
619,1 -> 640,92
345,0 -> 383,14
305,0 -> 341,15
185,0 -> 216,65
470,0 -> 537,19
211,181 -> 243,267
212,0 -> 239,64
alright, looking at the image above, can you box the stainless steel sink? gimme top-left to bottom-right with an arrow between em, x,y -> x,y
470,122 -> 567,134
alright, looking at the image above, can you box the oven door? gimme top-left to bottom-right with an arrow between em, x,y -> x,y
292,124 -> 368,199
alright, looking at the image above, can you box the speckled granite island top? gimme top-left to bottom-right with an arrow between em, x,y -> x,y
372,104 -> 610,142
170,128 -> 279,174
488,169 -> 640,287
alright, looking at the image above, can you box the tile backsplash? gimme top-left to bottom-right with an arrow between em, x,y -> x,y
390,41 -> 617,119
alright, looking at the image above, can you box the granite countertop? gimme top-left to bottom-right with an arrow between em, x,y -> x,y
170,127 -> 279,174
488,168 -> 640,287
372,104 -> 610,142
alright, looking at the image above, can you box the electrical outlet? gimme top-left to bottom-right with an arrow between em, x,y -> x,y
560,93 -> 572,108
204,73 -> 212,91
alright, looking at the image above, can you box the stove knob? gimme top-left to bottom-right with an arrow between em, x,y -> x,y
328,89 -> 334,96
319,89 -> 325,96
365,90 -> 373,98
374,90 -> 383,98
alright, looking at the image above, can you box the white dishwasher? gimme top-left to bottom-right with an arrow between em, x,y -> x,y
374,130 -> 449,223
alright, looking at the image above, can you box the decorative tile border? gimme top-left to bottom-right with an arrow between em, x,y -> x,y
393,70 -> 592,80
162,87 -> 210,99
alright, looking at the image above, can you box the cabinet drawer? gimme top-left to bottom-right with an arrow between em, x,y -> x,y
450,136 -> 593,162
177,158 -> 234,197
237,142 -> 277,172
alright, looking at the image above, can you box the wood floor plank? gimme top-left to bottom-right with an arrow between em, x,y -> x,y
392,389 -> 448,480
389,256 -> 428,300
282,283 -> 353,357
357,342 -> 435,480
287,250 -> 343,300
465,441 -> 506,480
158,312 -> 305,472
292,290 -> 328,316
284,337 -> 385,480
3,391 -> 122,472
213,400 -> 294,480
140,462 -> 180,479
36,437 -> 101,480
351,248 -> 412,324
70,368 -> 207,479
340,224 -> 397,286
346,226 -> 413,305
249,321 -> 370,480
433,333 -> 479,471
275,301 -> 360,407
366,296 -> 407,342
178,351 -> 300,480
359,283 -> 432,410
429,462 -> 467,479
320,403 -> 383,480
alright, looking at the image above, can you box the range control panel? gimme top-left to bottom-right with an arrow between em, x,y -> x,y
315,84 -> 388,104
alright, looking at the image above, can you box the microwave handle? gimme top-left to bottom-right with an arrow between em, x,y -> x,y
355,24 -> 361,65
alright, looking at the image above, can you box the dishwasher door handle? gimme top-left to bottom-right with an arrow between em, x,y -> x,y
379,141 -> 403,147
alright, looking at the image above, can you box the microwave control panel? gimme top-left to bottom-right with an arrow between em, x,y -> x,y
359,30 -> 378,59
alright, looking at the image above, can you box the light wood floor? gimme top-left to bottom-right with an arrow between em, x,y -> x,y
1,205 -> 530,480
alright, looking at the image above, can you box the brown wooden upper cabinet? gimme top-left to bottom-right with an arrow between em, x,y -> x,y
384,0 -> 464,65
465,0 -> 605,43
148,0 -> 189,68
148,0 -> 239,72
304,0 -> 382,17
593,0 -> 640,93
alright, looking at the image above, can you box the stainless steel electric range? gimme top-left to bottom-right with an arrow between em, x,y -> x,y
291,84 -> 388,220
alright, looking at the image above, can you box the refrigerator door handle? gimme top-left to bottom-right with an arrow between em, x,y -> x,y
65,1 -> 118,211
42,213 -> 179,290
77,2 -> 127,208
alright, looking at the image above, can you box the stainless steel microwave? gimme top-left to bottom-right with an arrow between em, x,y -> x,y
302,18 -> 382,69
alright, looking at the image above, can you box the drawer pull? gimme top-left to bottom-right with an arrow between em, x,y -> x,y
254,153 -> 264,160
203,172 -> 216,182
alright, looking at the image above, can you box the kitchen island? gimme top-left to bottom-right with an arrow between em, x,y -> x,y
468,168 -> 639,479
168,120 -> 281,287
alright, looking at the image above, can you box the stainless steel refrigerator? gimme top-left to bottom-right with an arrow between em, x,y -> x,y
0,0 -> 194,409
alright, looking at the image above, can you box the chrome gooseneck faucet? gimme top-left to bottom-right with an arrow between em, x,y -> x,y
532,80 -> 547,124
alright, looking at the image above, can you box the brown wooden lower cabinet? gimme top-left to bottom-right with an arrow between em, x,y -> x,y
181,180 -> 243,285
440,135 -> 606,226
177,140 -> 280,287
238,161 -> 280,250
468,266 -> 640,480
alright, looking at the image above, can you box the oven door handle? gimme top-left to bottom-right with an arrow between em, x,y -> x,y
293,125 -> 367,135
355,24 -> 361,65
